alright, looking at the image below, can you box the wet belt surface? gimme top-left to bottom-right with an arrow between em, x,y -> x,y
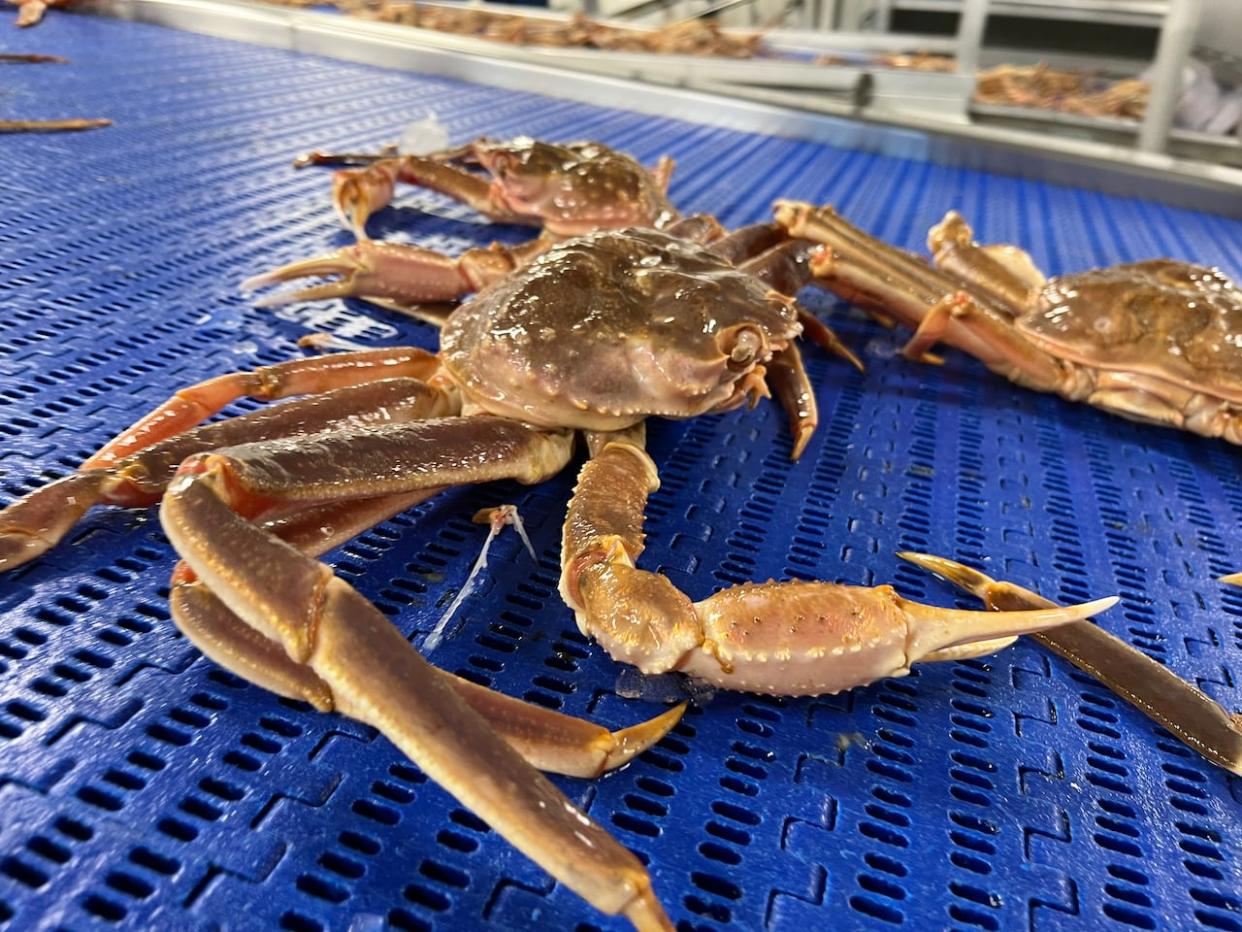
0,12 -> 1240,931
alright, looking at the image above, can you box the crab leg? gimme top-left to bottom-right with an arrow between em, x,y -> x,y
1223,573 -> 1242,586
663,213 -> 724,244
900,552 -> 1242,777
560,441 -> 1116,697
776,202 -> 1070,392
0,379 -> 453,574
172,491 -> 685,779
709,222 -> 787,265
84,348 -> 441,469
243,236 -> 556,311
160,419 -> 672,929
765,343 -> 817,461
776,201 -> 961,308
0,118 -> 111,133
332,155 -> 533,237
651,155 -> 675,193
928,211 -> 1047,307
738,240 -> 864,373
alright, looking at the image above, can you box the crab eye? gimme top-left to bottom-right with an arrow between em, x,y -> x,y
722,325 -> 765,371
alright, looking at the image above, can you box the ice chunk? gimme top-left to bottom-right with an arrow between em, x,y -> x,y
398,113 -> 450,156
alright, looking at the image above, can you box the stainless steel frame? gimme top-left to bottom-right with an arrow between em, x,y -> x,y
87,0 -> 1242,216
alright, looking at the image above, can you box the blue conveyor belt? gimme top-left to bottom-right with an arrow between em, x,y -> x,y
1,13 -> 1240,931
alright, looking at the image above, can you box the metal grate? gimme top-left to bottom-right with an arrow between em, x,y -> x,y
2,12 -> 1240,932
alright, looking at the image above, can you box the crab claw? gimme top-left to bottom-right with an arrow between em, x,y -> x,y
675,581 -> 1117,694
241,240 -> 485,308
332,161 -> 401,239
563,443 -> 1119,698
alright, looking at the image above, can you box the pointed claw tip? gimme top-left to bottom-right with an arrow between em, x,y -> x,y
250,292 -> 296,309
604,702 -> 687,771
239,272 -> 275,292
1079,595 -> 1119,617
1220,573 -> 1242,587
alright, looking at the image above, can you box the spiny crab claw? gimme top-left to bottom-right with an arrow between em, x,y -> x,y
332,161 -> 401,239
564,443 -> 1120,697
679,581 -> 1116,694
240,240 -> 489,309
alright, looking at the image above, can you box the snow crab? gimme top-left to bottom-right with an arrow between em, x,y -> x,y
248,136 -> 680,316
0,221 -> 1114,927
776,202 -> 1242,445
309,136 -> 677,240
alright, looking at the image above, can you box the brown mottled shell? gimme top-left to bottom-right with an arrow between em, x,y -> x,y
479,139 -> 676,232
1019,260 -> 1242,403
441,228 -> 801,430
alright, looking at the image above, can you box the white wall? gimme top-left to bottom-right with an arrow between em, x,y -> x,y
1195,0 -> 1241,58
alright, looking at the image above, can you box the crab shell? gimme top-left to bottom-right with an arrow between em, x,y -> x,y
440,228 -> 802,431
471,138 -> 678,234
1018,259 -> 1242,408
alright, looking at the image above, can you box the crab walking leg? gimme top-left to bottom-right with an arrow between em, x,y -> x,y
709,222 -> 788,265
171,491 -> 685,779
0,379 -> 454,573
160,426 -> 673,930
560,442 -> 1117,697
736,240 -> 865,373
662,213 -> 724,244
651,155 -> 675,193
83,348 -> 442,469
765,344 -> 818,461
174,582 -> 683,778
899,552 -> 1242,777
775,201 -> 965,308
243,236 -> 557,310
331,160 -> 401,239
807,246 -> 1069,392
927,211 -> 1047,308
0,118 -> 111,133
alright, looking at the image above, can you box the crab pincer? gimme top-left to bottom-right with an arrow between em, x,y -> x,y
240,237 -> 553,315
561,442 -> 1117,696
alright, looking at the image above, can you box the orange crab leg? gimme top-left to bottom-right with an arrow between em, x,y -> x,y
82,348 -> 440,469
170,488 -> 684,779
0,379 -> 454,574
160,419 -> 672,928
901,552 -> 1242,777
561,441 -> 1116,697
332,155 -> 532,237
765,343 -> 817,461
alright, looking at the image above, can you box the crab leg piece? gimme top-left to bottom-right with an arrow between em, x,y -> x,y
0,118 -> 111,133
899,552 -> 1242,777
740,240 -> 864,372
560,441 -> 1117,697
1223,573 -> 1242,586
172,492 -> 685,779
0,379 -> 454,574
83,348 -> 441,468
242,236 -> 556,311
928,211 -> 1046,307
161,419 -> 672,929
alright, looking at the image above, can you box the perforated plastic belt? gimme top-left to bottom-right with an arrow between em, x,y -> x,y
1,12 -> 1240,932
